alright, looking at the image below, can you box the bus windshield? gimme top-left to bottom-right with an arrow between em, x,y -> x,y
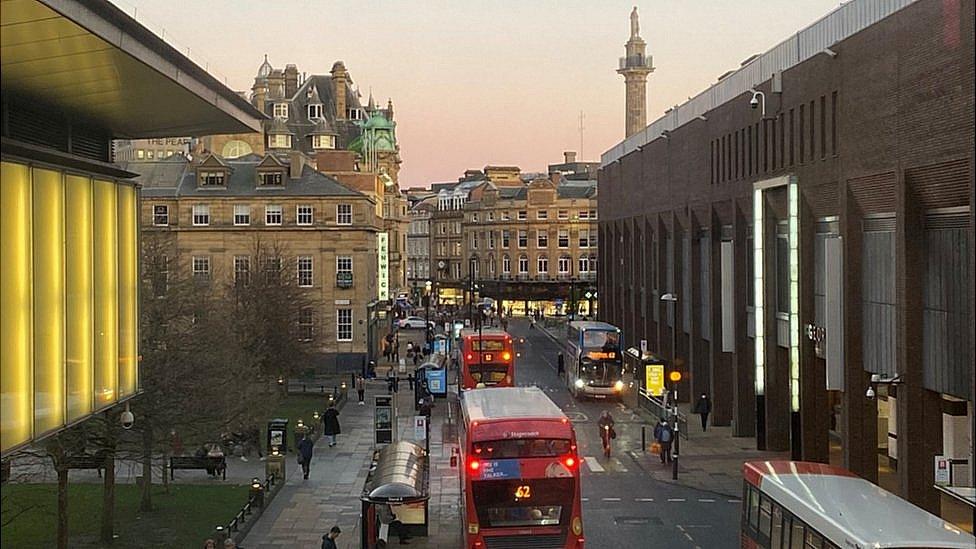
472,439 -> 573,459
579,357 -> 623,383
473,478 -> 573,528
581,330 -> 620,351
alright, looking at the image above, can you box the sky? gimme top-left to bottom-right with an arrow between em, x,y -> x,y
116,0 -> 841,187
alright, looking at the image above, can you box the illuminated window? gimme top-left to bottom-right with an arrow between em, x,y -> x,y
336,309 -> 353,341
265,205 -> 283,226
191,204 -> 210,226
268,134 -> 291,149
312,135 -> 335,150
337,204 -> 353,225
297,205 -> 313,225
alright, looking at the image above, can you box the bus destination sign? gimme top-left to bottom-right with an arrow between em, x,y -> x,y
480,459 -> 521,480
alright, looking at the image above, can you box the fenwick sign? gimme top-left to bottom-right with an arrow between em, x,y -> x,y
377,232 -> 389,301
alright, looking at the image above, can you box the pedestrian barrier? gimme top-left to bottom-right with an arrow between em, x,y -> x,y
210,471 -> 282,546
637,388 -> 688,440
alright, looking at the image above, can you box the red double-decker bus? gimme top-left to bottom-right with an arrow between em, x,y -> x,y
459,387 -> 584,549
459,328 -> 515,391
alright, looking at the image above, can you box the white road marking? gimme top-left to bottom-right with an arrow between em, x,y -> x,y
581,497 -> 589,502
667,498 -> 686,502
727,499 -> 742,503
698,498 -> 715,503
602,497 -> 621,502
584,457 -> 605,472
635,497 -> 655,502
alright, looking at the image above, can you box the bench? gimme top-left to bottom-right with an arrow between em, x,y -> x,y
66,453 -> 107,478
169,456 -> 226,480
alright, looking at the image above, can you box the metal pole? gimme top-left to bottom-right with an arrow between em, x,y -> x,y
672,387 -> 679,480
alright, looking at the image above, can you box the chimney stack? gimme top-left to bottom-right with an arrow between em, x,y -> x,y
564,151 -> 577,164
289,151 -> 305,179
284,64 -> 299,98
331,61 -> 348,120
251,81 -> 267,113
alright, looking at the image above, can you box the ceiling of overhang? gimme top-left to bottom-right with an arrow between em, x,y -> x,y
1,0 -> 262,139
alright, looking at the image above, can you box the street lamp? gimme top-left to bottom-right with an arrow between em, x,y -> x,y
425,280 -> 433,353
667,370 -> 682,480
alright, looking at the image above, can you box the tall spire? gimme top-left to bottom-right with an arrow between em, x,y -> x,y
617,7 -> 654,138
367,89 -> 377,113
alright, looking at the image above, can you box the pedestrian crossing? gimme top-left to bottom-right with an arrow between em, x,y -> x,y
582,455 -> 628,473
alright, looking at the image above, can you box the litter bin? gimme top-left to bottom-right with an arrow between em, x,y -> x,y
267,418 -> 289,454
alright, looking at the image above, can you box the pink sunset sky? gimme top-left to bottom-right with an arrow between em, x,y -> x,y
117,0 -> 840,187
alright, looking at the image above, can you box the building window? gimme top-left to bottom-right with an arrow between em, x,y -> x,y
312,134 -> 336,150
273,103 -> 289,119
147,150 -> 154,159
153,204 -> 169,226
558,230 -> 569,248
557,210 -> 568,220
137,149 -> 145,159
297,205 -> 314,225
579,210 -> 589,220
558,255 -> 570,274
268,134 -> 292,149
471,232 -> 478,250
297,256 -> 313,287
502,255 -> 511,274
308,103 -> 323,119
502,230 -> 510,248
336,309 -> 353,341
453,263 -> 461,279
537,210 -> 548,220
589,253 -> 597,273
487,231 -> 495,249
298,307 -> 314,341
192,204 -> 210,226
537,230 -> 548,248
590,229 -> 598,248
234,255 -> 250,287
454,222 -> 461,234
439,223 -> 447,234
336,256 -> 353,287
537,255 -> 548,274
518,255 -> 529,274
487,257 -> 495,275
518,230 -> 527,248
337,204 -> 353,225
517,210 -> 527,221
234,204 -> 250,226
578,230 -> 589,248
472,213 -> 479,223
200,171 -> 225,187
260,172 -> 283,186
589,210 -> 597,219
501,211 -> 510,221
265,205 -> 283,225
263,256 -> 282,283
487,211 -> 494,222
579,255 -> 589,273
192,256 -> 211,279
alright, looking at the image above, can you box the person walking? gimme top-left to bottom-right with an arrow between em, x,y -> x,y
392,337 -> 401,363
693,393 -> 712,432
322,403 -> 341,447
321,526 -> 341,549
653,418 -> 674,464
556,352 -> 565,377
356,375 -> 366,405
297,434 -> 314,479
377,503 -> 412,545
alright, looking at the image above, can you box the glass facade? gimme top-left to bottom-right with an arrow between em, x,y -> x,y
0,161 -> 140,455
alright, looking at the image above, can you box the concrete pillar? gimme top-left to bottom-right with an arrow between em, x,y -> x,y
895,172 -> 943,515
839,185 -> 878,482
800,194 -> 829,462
710,207 -> 733,426
761,191 -> 790,452
733,200 -> 756,437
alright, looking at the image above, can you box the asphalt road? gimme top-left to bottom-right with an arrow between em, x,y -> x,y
508,319 -> 741,549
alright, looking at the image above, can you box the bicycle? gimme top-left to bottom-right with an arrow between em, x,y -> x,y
601,425 -> 613,458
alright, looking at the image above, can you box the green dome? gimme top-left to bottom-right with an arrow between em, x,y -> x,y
364,112 -> 394,130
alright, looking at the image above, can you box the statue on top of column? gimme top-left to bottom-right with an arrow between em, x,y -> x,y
630,6 -> 640,38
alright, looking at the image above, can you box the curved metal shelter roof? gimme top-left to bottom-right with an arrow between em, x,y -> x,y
361,441 -> 429,504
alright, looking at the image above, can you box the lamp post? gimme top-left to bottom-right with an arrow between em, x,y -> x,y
661,292 -> 679,480
468,257 -> 476,328
425,280 -> 432,353
667,370 -> 682,480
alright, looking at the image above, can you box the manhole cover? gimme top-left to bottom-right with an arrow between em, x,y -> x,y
614,516 -> 661,526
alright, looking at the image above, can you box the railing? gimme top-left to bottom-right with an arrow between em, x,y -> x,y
602,0 -> 917,166
212,471 -> 281,545
619,55 -> 654,71
637,388 -> 689,440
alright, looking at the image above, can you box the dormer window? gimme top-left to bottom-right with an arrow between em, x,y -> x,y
308,104 -> 323,119
273,103 -> 289,119
268,134 -> 292,149
200,170 -> 226,187
347,108 -> 364,120
259,171 -> 284,186
312,135 -> 336,150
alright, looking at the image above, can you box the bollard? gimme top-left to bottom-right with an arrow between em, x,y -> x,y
213,525 -> 228,544
266,447 -> 285,481
249,477 -> 265,508
641,426 -> 646,453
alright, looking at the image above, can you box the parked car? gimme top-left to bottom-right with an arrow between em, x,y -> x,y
399,316 -> 434,330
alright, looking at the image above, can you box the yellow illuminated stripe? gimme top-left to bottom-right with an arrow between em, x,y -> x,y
93,180 -> 118,407
788,180 -> 800,412
31,168 -> 66,436
117,185 -> 138,397
65,174 -> 94,421
1,161 -> 34,452
753,188 -> 765,396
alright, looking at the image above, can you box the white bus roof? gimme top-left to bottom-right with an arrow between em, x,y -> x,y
460,328 -> 510,338
567,321 -> 619,331
461,387 -> 566,424
747,461 -> 975,548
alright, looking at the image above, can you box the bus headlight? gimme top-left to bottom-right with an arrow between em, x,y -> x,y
614,380 -> 624,392
574,379 -> 584,389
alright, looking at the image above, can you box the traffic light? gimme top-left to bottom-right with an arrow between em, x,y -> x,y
668,371 -> 682,384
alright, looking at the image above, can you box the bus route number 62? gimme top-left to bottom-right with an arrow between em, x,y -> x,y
515,485 -> 531,500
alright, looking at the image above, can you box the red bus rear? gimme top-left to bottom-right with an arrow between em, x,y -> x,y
459,328 -> 515,391
459,387 -> 584,549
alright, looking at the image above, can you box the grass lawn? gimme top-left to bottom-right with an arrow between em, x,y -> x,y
266,393 -> 333,452
1,483 -> 248,548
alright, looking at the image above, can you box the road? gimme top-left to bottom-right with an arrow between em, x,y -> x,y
509,319 -> 740,549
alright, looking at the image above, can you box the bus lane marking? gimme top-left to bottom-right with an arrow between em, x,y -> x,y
583,457 -> 605,472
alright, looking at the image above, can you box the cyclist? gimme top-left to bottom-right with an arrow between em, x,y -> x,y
597,410 -> 616,458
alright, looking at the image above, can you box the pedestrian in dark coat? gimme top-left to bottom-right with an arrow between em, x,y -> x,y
556,353 -> 565,377
321,526 -> 341,549
653,418 -> 674,464
693,393 -> 712,431
322,404 -> 341,447
297,435 -> 314,479
355,375 -> 366,405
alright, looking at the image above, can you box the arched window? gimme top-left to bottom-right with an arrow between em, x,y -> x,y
537,255 -> 548,275
579,255 -> 590,273
589,254 -> 598,273
221,140 -> 253,159
518,254 -> 529,274
502,255 -> 511,274
558,255 -> 571,275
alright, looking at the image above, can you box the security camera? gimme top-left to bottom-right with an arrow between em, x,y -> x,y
120,403 -> 135,430
865,386 -> 876,399
870,373 -> 881,383
750,95 -> 760,109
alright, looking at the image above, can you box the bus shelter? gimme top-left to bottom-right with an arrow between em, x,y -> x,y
416,353 -> 448,399
360,441 -> 430,548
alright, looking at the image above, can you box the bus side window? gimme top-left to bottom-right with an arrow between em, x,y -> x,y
748,486 -> 760,529
758,493 -> 772,537
790,519 -> 806,549
770,504 -> 784,548
804,530 -> 823,549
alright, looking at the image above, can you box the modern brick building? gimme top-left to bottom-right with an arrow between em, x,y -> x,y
599,0 -> 973,524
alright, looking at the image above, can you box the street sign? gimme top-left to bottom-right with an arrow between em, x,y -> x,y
584,291 -> 593,299
645,364 -> 665,397
414,415 -> 428,440
934,455 -> 950,486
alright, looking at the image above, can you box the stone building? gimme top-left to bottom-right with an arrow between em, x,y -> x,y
113,137 -> 192,162
134,152 -> 381,372
407,195 -> 436,293
599,0 -> 974,525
